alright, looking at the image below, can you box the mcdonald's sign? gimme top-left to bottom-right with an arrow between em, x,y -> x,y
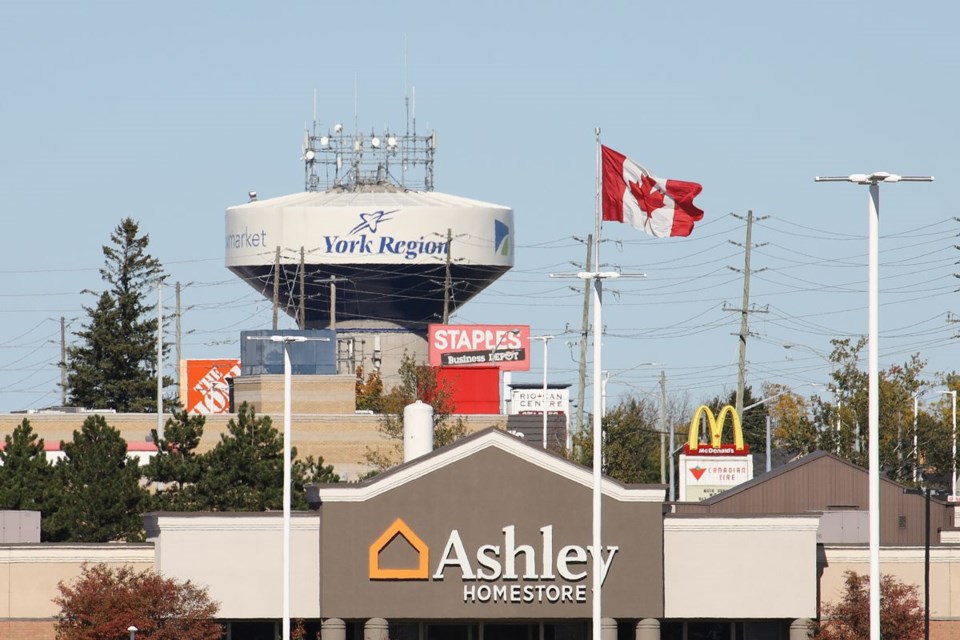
684,404 -> 749,456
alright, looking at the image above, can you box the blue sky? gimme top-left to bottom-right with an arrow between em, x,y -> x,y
1,1 -> 958,414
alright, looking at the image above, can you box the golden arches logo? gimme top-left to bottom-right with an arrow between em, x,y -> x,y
685,404 -> 749,454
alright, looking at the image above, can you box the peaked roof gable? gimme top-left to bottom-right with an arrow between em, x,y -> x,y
310,427 -> 664,503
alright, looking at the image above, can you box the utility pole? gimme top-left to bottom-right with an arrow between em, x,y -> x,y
442,228 -> 453,324
175,282 -> 182,392
60,316 -> 66,406
575,234 -> 593,442
272,246 -> 281,330
299,246 -> 306,329
724,211 -> 768,415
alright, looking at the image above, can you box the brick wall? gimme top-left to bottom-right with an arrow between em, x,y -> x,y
0,620 -> 56,640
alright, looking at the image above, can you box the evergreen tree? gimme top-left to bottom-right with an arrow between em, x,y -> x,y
45,415 -> 149,542
144,409 -> 206,511
191,403 -> 286,511
0,419 -> 53,526
66,217 -> 169,412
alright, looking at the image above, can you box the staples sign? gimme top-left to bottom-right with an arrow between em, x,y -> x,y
428,324 -> 531,372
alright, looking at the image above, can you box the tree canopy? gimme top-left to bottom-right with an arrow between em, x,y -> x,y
65,217 -> 170,412
55,564 -> 220,640
363,353 -> 468,473
816,570 -> 922,640
0,418 -> 52,520
44,415 -> 149,542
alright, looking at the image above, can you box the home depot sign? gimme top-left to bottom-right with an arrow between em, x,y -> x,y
369,518 -> 617,604
678,405 -> 753,502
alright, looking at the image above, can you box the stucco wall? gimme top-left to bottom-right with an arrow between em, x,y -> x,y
820,545 -> 960,621
664,515 -> 820,619
0,544 -> 154,618
146,513 -> 320,620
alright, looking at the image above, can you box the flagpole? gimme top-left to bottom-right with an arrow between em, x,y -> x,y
550,132 -> 642,639
591,126 -> 602,640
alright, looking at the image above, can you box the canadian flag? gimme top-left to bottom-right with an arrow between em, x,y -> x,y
601,145 -> 704,238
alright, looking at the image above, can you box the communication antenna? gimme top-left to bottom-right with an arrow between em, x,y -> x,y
301,88 -> 435,193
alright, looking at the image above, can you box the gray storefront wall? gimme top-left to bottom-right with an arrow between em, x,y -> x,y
148,429 -> 819,640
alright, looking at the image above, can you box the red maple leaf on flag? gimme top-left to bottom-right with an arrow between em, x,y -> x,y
628,175 -> 666,218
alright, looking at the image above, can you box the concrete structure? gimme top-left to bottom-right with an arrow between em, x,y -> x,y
0,409 -> 508,480
2,432 -> 959,640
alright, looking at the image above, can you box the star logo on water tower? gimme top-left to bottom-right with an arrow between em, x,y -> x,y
350,210 -> 397,235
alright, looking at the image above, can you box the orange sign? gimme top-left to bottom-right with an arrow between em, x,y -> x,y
180,359 -> 241,415
369,518 -> 430,580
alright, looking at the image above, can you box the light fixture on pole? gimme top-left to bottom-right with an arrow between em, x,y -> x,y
815,170 -> 933,640
245,333 -> 331,640
530,335 -> 556,450
128,626 -> 138,640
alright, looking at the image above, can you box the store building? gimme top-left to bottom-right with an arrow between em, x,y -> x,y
3,428 -> 958,640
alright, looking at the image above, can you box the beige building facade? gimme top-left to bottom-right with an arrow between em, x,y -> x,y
2,431 -> 959,640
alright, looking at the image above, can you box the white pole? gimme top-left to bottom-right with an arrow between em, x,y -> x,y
537,337 -> 553,449
867,182 -> 881,640
591,272 -> 603,640
601,372 -> 609,417
913,393 -> 920,484
543,342 -> 549,449
282,340 -> 292,640
591,127 -> 603,640
157,281 -> 163,440
815,172 -> 932,640
952,390 -> 957,498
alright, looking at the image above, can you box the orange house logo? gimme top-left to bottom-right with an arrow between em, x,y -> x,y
685,404 -> 749,455
369,518 -> 430,580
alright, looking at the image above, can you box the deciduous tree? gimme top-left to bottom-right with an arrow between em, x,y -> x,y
363,353 -> 467,473
816,570 -> 922,640
575,397 -> 661,483
55,564 -> 220,640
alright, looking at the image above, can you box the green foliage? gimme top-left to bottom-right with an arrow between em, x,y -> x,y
189,403 -> 284,511
816,570 -> 922,640
45,415 -> 149,542
144,409 -> 207,511
575,397 -> 663,484
363,353 -> 467,473
55,564 -> 221,640
704,386 -> 768,453
65,218 -> 171,412
355,366 -> 384,412
0,419 -> 53,526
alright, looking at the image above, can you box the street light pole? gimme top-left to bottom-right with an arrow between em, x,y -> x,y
939,390 -> 958,497
531,335 -> 555,450
245,334 -> 330,640
815,171 -> 933,640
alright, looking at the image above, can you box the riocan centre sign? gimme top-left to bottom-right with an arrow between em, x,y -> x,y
428,324 -> 531,372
